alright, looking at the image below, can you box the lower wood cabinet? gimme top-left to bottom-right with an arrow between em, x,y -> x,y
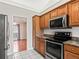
36,37 -> 40,53
39,39 -> 45,56
64,51 -> 79,59
35,37 -> 45,56
64,44 -> 79,59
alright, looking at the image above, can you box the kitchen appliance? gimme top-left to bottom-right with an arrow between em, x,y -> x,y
45,32 -> 71,59
49,15 -> 68,29
0,14 -> 9,59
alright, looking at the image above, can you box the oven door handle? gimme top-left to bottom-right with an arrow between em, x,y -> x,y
45,40 -> 63,45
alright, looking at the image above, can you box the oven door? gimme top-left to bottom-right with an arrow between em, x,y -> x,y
45,40 -> 63,59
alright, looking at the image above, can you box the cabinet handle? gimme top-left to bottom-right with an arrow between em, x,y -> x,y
71,49 -> 74,50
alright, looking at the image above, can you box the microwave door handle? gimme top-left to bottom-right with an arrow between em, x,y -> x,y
63,17 -> 67,28
62,19 -> 65,27
63,17 -> 67,27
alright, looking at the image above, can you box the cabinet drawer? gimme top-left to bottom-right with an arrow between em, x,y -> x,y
64,44 -> 79,55
64,51 -> 79,59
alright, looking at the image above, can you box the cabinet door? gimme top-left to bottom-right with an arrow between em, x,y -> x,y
50,9 -> 58,19
58,4 -> 68,16
69,1 -> 79,26
40,15 -> 45,29
36,37 -> 40,52
64,51 -> 79,59
44,12 -> 51,28
40,39 -> 45,56
35,16 -> 41,33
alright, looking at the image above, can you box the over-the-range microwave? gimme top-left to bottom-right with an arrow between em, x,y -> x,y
49,15 -> 69,29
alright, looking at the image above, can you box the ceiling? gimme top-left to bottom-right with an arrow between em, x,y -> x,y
0,0 -> 70,13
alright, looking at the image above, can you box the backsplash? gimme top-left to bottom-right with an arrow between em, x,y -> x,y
44,27 -> 79,37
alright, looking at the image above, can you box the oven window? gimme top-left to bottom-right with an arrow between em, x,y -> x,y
46,41 -> 61,59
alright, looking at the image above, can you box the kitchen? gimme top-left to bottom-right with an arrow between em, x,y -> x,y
0,0 -> 79,59
33,0 -> 79,59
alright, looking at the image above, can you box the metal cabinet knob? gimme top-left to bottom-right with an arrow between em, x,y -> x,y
71,49 -> 74,50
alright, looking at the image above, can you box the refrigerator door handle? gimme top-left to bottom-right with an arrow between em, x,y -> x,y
4,44 -> 10,50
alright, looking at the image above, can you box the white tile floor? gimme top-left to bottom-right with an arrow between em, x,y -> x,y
13,50 -> 44,59
26,50 -> 44,59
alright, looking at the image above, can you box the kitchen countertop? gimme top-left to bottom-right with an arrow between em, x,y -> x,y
36,32 -> 79,47
64,37 -> 79,47
36,32 -> 54,39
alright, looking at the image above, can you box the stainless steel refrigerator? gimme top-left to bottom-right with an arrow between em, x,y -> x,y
0,14 -> 8,59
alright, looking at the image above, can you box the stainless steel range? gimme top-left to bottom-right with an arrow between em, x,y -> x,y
45,32 -> 71,59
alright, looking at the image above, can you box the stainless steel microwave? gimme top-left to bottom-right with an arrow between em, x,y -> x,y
49,15 -> 68,29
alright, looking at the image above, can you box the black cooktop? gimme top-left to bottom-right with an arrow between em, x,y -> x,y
46,32 -> 71,43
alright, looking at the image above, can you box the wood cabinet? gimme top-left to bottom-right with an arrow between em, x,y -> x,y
50,9 -> 58,19
32,0 -> 79,57
71,0 -> 79,2
64,44 -> 79,55
58,4 -> 68,16
44,12 -> 51,28
40,12 -> 51,29
40,15 -> 45,29
68,1 -> 79,26
64,51 -> 79,59
40,39 -> 45,56
64,44 -> 79,59
32,16 -> 45,56
36,37 -> 40,53
32,16 -> 41,49
35,16 -> 41,33
35,37 -> 45,56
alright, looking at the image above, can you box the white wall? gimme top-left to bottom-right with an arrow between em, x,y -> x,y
71,27 -> 79,37
0,2 -> 36,56
27,16 -> 33,50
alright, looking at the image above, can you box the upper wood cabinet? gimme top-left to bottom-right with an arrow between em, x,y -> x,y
44,12 -> 51,28
34,16 -> 41,33
40,15 -> 45,29
71,0 -> 79,2
58,4 -> 68,16
68,1 -> 79,26
50,9 -> 58,19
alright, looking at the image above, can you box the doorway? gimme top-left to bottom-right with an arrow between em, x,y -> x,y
13,16 -> 27,58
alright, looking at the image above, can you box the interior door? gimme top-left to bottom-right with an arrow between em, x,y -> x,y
0,14 -> 8,59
